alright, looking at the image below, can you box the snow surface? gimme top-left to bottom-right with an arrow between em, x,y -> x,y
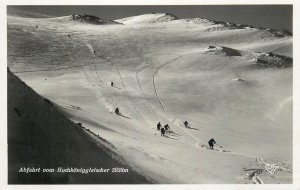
7,12 -> 293,184
116,13 -> 178,24
7,69 -> 152,184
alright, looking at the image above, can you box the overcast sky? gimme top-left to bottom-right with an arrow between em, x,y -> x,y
10,5 -> 293,31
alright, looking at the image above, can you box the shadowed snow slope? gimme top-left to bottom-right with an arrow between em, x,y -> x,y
7,10 -> 292,184
7,69 -> 152,184
51,14 -> 122,25
206,46 -> 242,56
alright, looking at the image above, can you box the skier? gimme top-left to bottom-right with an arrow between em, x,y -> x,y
35,25 -> 38,29
157,122 -> 161,130
68,34 -> 71,38
111,82 -> 114,87
93,50 -> 96,54
208,138 -> 216,149
114,108 -> 120,115
164,124 -> 170,131
184,121 -> 189,128
161,127 -> 165,136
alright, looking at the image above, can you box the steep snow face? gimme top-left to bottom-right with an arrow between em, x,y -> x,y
7,11 -> 293,184
116,13 -> 178,24
7,69 -> 152,184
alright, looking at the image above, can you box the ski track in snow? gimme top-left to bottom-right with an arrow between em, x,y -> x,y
150,49 -> 292,176
72,39 -> 143,119
12,44 -> 292,184
242,158 -> 292,184
135,65 -> 159,119
71,39 -> 119,111
86,43 -> 149,122
78,40 -> 119,110
8,16 -> 293,183
250,169 -> 264,184
152,56 -> 183,111
13,40 -> 292,181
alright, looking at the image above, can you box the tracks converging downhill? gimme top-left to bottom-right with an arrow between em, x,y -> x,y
135,65 -> 159,119
149,52 -> 293,176
9,20 -> 292,184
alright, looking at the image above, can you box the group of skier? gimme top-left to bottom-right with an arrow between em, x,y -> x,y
100,81 -> 219,149
157,121 -> 188,136
110,84 -> 218,149
156,122 -> 171,136
156,121 -> 217,149
110,81 -> 217,149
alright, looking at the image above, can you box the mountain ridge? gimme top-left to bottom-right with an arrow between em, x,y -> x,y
7,8 -> 292,36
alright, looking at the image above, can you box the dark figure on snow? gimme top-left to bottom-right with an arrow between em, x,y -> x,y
157,122 -> 161,130
68,34 -> 71,38
161,127 -> 165,136
208,138 -> 216,149
36,25 -> 38,29
115,108 -> 120,115
184,121 -> 188,128
164,124 -> 170,131
111,82 -> 114,87
93,50 -> 96,54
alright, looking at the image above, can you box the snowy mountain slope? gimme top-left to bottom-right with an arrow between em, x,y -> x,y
7,11 -> 293,184
7,69 -> 153,184
116,13 -> 178,24
50,14 -> 122,25
117,13 -> 292,38
7,7 -> 52,18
